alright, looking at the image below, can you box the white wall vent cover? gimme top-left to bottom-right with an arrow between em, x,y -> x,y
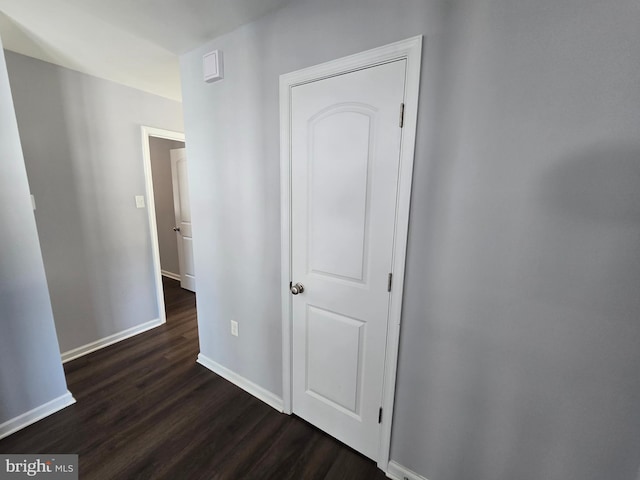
203,50 -> 224,83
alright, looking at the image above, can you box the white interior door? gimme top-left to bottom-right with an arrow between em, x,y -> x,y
170,148 -> 195,292
290,60 -> 406,460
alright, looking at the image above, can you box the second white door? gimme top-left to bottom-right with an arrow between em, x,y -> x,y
170,148 -> 195,292
290,59 -> 407,460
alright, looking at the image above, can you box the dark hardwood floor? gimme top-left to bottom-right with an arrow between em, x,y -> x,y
0,277 -> 387,480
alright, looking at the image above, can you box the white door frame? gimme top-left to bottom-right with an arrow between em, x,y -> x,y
279,36 -> 422,470
140,126 -> 186,325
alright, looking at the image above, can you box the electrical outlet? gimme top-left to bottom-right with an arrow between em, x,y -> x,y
230,320 -> 238,337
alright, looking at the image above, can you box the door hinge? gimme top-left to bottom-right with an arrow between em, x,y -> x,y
399,103 -> 405,128
378,407 -> 383,423
387,273 -> 393,292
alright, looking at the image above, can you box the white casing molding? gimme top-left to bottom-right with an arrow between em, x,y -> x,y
140,125 -> 186,326
197,353 -> 284,413
279,35 -> 423,471
0,391 -> 76,440
61,318 -> 162,363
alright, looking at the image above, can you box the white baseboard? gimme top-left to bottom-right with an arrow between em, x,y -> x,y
386,460 -> 429,480
0,391 -> 76,440
197,353 -> 283,413
61,318 -> 163,363
161,270 -> 181,281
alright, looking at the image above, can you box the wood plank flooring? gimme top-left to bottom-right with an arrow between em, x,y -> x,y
0,277 -> 387,480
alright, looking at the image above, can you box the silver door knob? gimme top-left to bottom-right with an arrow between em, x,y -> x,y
290,283 -> 304,295
173,227 -> 181,232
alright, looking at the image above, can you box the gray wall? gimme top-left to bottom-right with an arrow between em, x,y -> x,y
180,0 -> 447,404
393,2 -> 640,479
5,51 -> 184,354
149,137 -> 185,276
0,37 -> 69,423
180,1 -> 640,479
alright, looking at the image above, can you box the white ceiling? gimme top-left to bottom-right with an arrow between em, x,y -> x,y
0,0 -> 292,100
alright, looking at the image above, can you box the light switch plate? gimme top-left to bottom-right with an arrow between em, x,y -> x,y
135,195 -> 145,208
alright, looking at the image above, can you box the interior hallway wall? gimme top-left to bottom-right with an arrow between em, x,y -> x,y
5,50 -> 184,354
0,37 -> 69,426
180,0 -> 445,405
180,0 -> 640,479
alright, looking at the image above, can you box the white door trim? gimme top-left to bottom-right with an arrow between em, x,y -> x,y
279,35 -> 423,471
140,126 -> 186,325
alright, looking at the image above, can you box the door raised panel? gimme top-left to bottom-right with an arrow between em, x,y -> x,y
306,305 -> 365,417
308,104 -> 376,284
177,160 -> 191,223
183,237 -> 195,278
